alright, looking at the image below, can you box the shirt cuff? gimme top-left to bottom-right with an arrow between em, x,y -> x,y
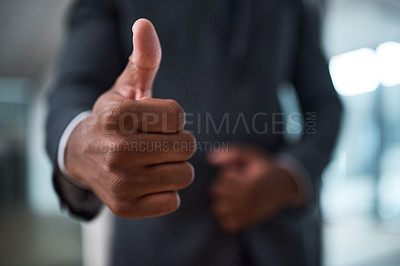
275,153 -> 313,207
57,111 -> 92,190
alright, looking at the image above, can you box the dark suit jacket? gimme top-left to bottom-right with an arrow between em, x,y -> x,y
46,0 -> 342,265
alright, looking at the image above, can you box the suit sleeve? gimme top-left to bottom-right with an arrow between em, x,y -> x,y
46,0 -> 125,220
283,3 -> 343,207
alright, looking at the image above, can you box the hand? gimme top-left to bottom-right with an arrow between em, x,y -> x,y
64,19 -> 196,219
208,145 -> 300,233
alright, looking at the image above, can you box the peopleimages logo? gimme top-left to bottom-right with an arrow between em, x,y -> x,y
82,140 -> 228,153
185,112 -> 317,135
79,111 -> 317,153
80,111 -> 318,136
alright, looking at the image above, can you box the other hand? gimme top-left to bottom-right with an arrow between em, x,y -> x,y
208,145 -> 299,233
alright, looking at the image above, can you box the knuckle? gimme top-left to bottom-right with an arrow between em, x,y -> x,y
165,193 -> 180,212
167,99 -> 183,113
179,132 -> 196,159
180,162 -> 194,188
102,105 -> 122,119
103,148 -> 122,172
166,100 -> 184,131
186,132 -> 196,147
135,192 -> 181,217
110,200 -> 129,218
100,106 -> 121,131
110,196 -> 142,219
146,192 -> 180,215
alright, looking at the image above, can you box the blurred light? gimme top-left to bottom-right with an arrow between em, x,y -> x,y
329,48 -> 379,96
376,41 -> 400,87
378,172 -> 400,219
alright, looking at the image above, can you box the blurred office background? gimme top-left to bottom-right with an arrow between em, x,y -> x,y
0,0 -> 399,265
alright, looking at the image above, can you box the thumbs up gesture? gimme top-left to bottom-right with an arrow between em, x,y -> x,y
64,19 -> 196,219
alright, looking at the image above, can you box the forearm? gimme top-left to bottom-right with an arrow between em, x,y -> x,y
46,0 -> 123,220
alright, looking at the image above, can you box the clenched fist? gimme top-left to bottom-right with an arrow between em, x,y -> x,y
208,145 -> 300,233
64,19 -> 196,219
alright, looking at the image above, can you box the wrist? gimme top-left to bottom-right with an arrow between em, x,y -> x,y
65,117 -> 92,188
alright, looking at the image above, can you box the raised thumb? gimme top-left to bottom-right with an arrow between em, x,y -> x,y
115,18 -> 162,99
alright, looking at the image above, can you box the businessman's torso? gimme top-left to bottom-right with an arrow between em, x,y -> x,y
109,1 -> 318,265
